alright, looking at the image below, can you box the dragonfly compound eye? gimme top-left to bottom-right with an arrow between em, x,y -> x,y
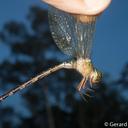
91,69 -> 102,84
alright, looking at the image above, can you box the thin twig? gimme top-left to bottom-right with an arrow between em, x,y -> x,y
0,62 -> 72,101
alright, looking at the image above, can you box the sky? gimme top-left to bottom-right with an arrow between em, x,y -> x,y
94,0 -> 128,79
0,0 -> 128,114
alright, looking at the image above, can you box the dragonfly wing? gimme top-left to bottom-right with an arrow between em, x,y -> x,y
75,19 -> 96,58
48,6 -> 96,58
48,6 -> 77,57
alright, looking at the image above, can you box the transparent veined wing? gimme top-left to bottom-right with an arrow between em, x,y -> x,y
48,6 -> 77,57
48,6 -> 96,58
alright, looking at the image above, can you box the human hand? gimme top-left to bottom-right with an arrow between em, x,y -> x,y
42,0 -> 111,15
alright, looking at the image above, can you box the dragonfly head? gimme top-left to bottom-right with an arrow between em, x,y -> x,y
90,69 -> 102,84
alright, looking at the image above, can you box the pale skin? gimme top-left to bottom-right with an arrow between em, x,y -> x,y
42,0 -> 112,15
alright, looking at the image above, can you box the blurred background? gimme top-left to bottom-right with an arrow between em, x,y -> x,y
0,0 -> 128,128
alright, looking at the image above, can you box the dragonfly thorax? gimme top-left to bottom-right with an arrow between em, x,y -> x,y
75,58 -> 94,77
74,58 -> 102,88
74,58 -> 102,91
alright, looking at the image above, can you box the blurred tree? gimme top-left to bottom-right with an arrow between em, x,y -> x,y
0,6 -> 128,128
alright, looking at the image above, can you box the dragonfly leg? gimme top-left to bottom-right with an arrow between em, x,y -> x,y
79,89 -> 93,102
77,76 -> 87,91
83,92 -> 93,98
86,87 -> 95,92
79,92 -> 88,102
89,76 -> 93,88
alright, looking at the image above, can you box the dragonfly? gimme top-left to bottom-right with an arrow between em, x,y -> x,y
0,7 -> 102,101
